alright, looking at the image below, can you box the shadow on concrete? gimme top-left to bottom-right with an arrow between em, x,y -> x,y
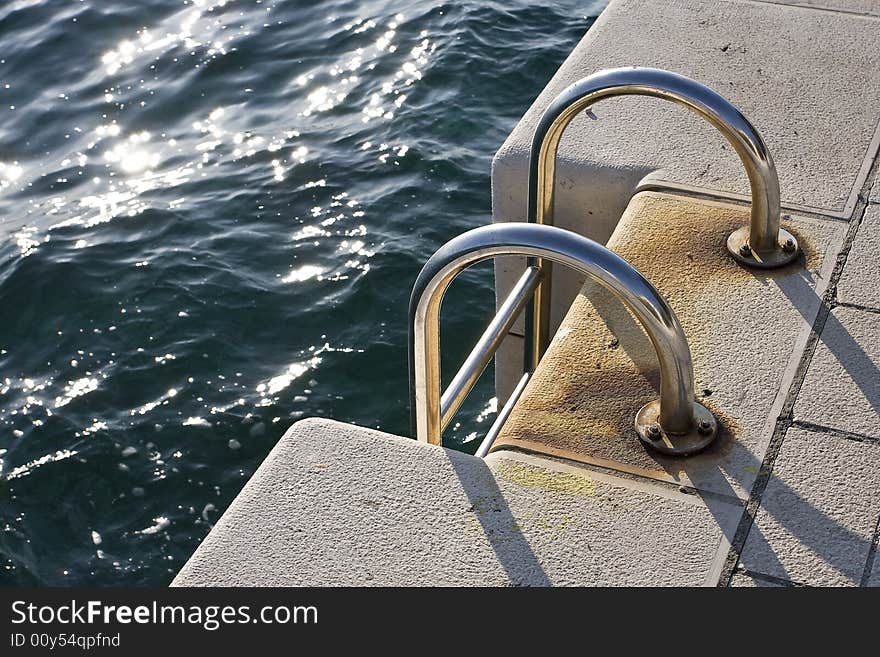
442,450 -> 552,586
793,293 -> 879,418
689,431 -> 875,586
689,254 -> 877,586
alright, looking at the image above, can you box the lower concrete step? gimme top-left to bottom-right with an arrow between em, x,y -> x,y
173,418 -> 742,586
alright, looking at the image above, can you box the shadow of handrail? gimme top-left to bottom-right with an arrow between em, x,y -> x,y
444,450 -> 552,586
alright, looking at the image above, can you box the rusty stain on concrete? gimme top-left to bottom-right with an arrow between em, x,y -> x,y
491,191 -> 834,496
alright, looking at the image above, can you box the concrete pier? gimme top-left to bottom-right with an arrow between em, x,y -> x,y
175,0 -> 880,586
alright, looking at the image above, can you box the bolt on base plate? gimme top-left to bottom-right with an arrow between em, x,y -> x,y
634,401 -> 718,456
726,226 -> 799,269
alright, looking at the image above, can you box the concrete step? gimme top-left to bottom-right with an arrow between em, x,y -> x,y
173,418 -> 741,586
493,191 -> 845,500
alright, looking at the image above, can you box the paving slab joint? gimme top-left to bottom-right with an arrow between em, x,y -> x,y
859,513 -> 880,586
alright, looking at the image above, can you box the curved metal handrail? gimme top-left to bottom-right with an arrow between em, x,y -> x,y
523,66 -> 799,370
408,222 -> 717,456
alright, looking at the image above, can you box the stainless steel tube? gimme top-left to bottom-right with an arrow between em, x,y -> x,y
523,66 -> 795,370
409,222 -> 698,447
440,265 -> 541,431
475,372 -> 530,458
529,67 -> 781,248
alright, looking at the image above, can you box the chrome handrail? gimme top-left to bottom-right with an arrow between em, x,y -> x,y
524,67 -> 798,371
408,222 -> 718,457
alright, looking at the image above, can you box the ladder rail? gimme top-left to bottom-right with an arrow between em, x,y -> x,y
524,67 -> 798,373
475,371 -> 530,458
408,222 -> 718,456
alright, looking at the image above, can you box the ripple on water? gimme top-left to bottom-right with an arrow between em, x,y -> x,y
0,0 -> 601,584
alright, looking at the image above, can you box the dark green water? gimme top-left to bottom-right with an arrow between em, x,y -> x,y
0,0 -> 602,585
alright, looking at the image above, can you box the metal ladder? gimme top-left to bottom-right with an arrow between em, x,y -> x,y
407,67 -> 795,458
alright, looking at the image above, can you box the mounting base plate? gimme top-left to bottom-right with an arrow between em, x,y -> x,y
726,226 -> 799,268
634,401 -> 718,456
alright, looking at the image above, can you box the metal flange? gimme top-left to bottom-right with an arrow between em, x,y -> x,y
727,226 -> 799,269
635,400 -> 718,456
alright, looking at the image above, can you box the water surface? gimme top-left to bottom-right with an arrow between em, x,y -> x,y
0,0 -> 602,585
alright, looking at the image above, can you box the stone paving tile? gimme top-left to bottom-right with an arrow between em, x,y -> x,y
837,204 -> 880,310
793,307 -> 880,437
739,427 -> 880,586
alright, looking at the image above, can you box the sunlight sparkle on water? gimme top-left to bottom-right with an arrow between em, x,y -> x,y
256,356 -> 323,397
0,0 -> 525,585
282,264 -> 323,283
